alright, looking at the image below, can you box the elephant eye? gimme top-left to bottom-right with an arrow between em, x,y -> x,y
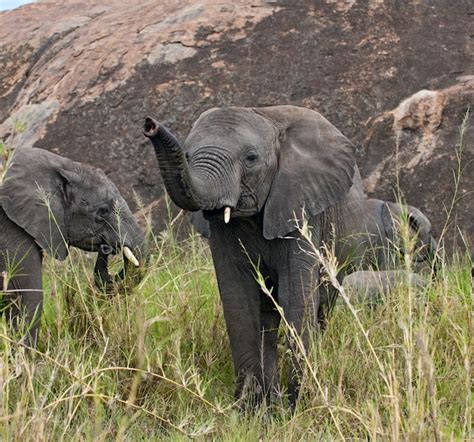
245,151 -> 259,166
96,205 -> 111,221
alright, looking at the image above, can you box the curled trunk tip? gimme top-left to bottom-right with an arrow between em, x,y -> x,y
144,117 -> 159,137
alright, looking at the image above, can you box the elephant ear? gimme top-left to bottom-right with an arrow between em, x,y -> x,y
0,147 -> 75,260
256,106 -> 356,239
381,202 -> 396,240
383,202 -> 424,238
406,204 -> 438,256
188,211 -> 211,239
406,205 -> 431,235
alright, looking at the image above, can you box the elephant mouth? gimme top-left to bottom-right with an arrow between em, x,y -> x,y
202,207 -> 234,222
202,207 -> 256,223
94,242 -> 142,292
99,243 -> 140,267
202,193 -> 258,223
236,192 -> 258,212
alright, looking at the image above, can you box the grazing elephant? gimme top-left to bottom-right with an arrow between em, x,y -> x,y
341,270 -> 427,307
143,105 -> 367,409
0,147 -> 146,348
351,198 -> 438,272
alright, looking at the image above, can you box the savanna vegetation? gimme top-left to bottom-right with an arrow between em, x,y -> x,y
0,114 -> 472,440
0,211 -> 471,440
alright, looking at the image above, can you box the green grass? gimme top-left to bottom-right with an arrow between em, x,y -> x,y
0,224 -> 471,440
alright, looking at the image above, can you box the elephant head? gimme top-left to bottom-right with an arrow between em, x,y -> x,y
143,105 -> 356,239
381,201 -> 438,269
0,147 -> 146,285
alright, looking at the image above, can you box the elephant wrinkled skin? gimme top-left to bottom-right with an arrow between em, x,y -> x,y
0,147 -> 147,348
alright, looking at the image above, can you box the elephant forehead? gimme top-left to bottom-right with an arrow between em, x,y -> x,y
80,166 -> 119,192
185,108 -> 274,153
184,130 -> 261,154
72,173 -> 122,210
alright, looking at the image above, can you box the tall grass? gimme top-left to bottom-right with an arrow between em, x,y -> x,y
0,219 -> 471,440
1,110 -> 471,439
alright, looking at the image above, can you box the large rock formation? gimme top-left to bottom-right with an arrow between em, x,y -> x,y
360,77 -> 473,250
0,0 -> 472,249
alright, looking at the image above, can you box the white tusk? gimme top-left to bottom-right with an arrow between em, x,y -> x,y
123,246 -> 139,267
224,207 -> 231,224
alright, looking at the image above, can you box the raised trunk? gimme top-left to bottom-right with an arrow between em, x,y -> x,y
144,117 -> 201,211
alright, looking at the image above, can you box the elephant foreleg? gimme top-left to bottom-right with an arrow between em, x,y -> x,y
217,273 -> 263,407
4,250 -> 43,349
317,274 -> 345,329
209,231 -> 272,409
260,286 -> 281,404
278,241 -> 320,410
6,287 -> 43,349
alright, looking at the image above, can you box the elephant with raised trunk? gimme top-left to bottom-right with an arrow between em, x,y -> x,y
0,147 -> 147,348
144,105 -> 367,409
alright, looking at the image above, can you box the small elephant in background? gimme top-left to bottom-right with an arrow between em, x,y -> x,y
351,198 -> 438,272
341,270 -> 427,307
0,147 -> 147,348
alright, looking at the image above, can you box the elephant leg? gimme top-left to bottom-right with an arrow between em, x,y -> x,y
278,244 -> 320,410
6,286 -> 43,349
260,284 -> 281,404
3,248 -> 43,349
317,283 -> 337,329
222,285 -> 263,407
208,234 -> 265,408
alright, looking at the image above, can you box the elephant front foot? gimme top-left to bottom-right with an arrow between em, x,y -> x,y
235,372 -> 265,412
234,371 -> 282,413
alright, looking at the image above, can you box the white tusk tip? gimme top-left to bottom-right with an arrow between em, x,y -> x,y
224,207 -> 231,224
123,246 -> 139,267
